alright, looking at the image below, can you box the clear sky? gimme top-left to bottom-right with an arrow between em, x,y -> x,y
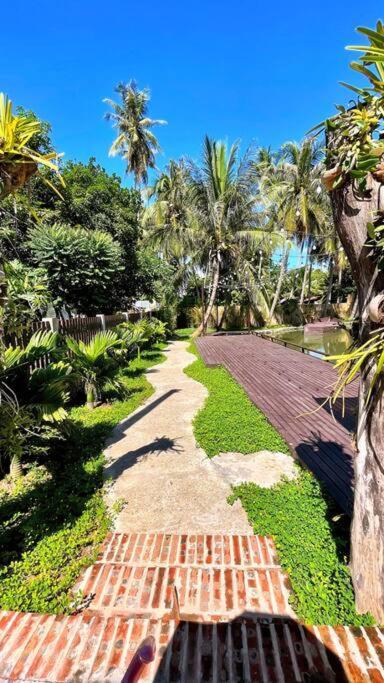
3,0 -> 381,181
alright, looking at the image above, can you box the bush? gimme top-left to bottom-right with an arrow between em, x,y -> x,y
28,223 -> 123,315
230,471 -> 374,626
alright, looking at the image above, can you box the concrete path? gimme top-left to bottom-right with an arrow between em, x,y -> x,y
104,340 -> 251,534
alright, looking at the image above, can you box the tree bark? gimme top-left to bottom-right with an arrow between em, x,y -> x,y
307,255 -> 313,300
322,257 -> 334,316
269,242 -> 289,322
194,256 -> 220,336
330,174 -> 384,621
299,247 -> 310,307
337,265 -> 343,304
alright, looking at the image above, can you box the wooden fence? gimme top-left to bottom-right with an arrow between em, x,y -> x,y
2,311 -> 146,375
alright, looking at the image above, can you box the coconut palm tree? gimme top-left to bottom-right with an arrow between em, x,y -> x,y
104,81 -> 166,186
187,136 -> 265,335
144,160 -> 197,258
262,139 -> 330,307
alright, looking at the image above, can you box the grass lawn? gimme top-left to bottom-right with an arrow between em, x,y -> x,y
184,341 -> 289,457
0,343 -> 166,614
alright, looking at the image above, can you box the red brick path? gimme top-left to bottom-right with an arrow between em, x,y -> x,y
1,533 -> 384,681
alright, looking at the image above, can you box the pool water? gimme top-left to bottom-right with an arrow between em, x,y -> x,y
270,327 -> 353,358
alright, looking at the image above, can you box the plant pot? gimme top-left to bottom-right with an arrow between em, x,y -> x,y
322,166 -> 342,191
0,160 -> 37,197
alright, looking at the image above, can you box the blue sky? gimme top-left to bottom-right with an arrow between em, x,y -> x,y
2,1 -> 382,266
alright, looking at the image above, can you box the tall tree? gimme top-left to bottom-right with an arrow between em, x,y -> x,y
258,139 -> 330,309
104,80 -> 166,186
187,137 -> 262,334
319,22 -> 384,621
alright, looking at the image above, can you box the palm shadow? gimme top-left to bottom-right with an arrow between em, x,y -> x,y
105,389 -> 180,449
104,436 -> 184,480
296,431 -> 354,515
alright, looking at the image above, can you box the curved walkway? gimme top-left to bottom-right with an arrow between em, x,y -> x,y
104,340 -> 251,533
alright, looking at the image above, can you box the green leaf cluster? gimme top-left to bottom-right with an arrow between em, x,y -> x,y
229,471 -> 374,625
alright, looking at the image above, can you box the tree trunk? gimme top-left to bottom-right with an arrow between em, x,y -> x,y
322,257 -> 334,316
299,247 -> 310,307
307,255 -> 313,300
194,256 -> 220,337
289,270 -> 298,299
351,294 -> 359,319
337,266 -> 343,304
330,173 -> 384,622
269,242 -> 289,322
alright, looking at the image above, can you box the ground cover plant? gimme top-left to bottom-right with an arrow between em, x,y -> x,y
230,472 -> 374,626
184,341 -> 289,456
0,343 -> 166,613
187,341 -> 372,625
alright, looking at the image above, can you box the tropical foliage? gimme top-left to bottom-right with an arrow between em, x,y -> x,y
0,93 -> 62,199
28,223 -> 123,315
104,80 -> 166,186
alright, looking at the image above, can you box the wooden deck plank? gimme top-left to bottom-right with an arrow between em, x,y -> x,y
197,334 -> 357,512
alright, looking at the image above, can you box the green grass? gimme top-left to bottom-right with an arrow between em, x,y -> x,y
0,343 -> 166,614
184,342 -> 289,457
230,472 -> 374,626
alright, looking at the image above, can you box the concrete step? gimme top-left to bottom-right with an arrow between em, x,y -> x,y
1,610 -> 384,682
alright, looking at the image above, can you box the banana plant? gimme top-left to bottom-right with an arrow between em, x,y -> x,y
66,331 -> 123,408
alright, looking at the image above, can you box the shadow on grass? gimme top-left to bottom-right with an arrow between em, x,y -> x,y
0,414 -> 112,568
296,431 -> 354,563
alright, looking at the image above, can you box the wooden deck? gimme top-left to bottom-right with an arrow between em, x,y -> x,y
197,334 -> 358,513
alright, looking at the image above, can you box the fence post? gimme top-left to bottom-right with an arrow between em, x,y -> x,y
96,314 -> 106,331
42,317 -> 59,332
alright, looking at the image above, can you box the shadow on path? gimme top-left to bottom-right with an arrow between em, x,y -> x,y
106,389 -> 180,447
105,436 -> 184,480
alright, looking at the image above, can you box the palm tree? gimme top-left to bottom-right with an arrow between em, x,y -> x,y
66,330 -> 123,408
262,139 -> 330,308
144,160 -> 196,258
104,81 -> 166,186
188,136 -> 263,335
0,330 -> 70,478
